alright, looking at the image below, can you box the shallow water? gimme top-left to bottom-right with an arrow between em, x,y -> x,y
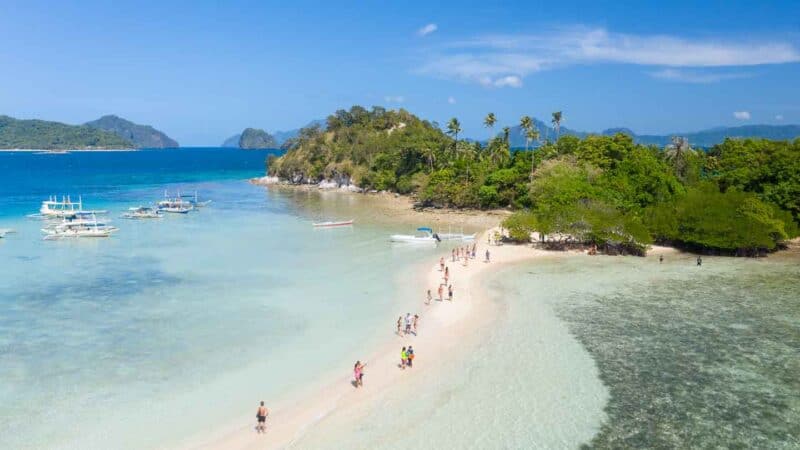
0,151 -> 462,449
291,253 -> 800,449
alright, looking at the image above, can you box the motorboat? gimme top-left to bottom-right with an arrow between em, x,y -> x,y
42,213 -> 118,239
37,195 -> 107,218
313,219 -> 354,228
0,228 -> 15,239
390,227 -> 441,244
122,206 -> 162,219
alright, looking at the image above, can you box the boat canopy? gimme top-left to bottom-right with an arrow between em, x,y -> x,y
417,227 -> 432,232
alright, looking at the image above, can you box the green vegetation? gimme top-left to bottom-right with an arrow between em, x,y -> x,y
85,115 -> 178,148
268,105 -> 800,254
0,115 -> 132,149
239,128 -> 277,149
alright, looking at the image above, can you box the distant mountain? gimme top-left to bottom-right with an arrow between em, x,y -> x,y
502,121 -> 800,148
85,115 -> 178,148
238,128 -> 276,149
273,119 -> 326,145
222,133 -> 241,147
221,119 -> 326,148
0,115 -> 132,150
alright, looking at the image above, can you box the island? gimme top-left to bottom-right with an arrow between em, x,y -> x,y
0,115 -> 132,150
0,114 -> 179,150
238,128 -> 277,149
265,105 -> 800,256
84,115 -> 178,148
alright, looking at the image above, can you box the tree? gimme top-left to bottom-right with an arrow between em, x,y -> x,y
502,126 -> 511,147
664,136 -> 693,180
527,127 -> 540,181
446,117 -> 461,154
552,111 -> 563,140
484,112 -> 497,132
520,115 -> 533,151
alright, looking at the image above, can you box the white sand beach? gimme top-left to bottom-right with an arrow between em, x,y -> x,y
188,228 -> 594,449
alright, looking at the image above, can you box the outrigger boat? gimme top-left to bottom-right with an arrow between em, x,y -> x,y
313,219 -> 354,228
122,206 -> 162,219
180,191 -> 212,208
36,195 -> 107,218
390,227 -> 441,244
42,213 -> 118,239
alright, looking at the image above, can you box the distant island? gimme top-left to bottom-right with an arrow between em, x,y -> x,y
506,120 -> 800,148
0,115 -> 132,150
238,128 -> 276,149
85,115 -> 178,148
222,120 -> 326,149
0,114 -> 178,150
265,105 -> 800,256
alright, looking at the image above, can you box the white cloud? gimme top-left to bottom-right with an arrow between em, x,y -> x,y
649,68 -> 751,84
447,96 -> 456,104
416,26 -> 800,86
384,95 -> 405,103
417,23 -> 438,37
775,114 -> 784,121
493,75 -> 523,88
733,111 -> 751,120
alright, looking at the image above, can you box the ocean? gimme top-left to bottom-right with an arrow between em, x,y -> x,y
0,149 -> 448,449
1,149 -> 798,449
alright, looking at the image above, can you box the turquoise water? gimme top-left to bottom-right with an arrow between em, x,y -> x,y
0,150 -> 449,449
293,254 -> 800,449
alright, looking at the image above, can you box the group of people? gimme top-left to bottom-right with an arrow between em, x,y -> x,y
397,312 -> 419,336
452,243 -> 478,263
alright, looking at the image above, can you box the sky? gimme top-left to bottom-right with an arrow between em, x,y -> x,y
0,0 -> 799,145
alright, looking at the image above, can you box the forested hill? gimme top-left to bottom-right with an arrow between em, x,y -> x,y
269,105 -> 799,255
84,115 -> 178,148
0,115 -> 132,149
505,121 -> 800,148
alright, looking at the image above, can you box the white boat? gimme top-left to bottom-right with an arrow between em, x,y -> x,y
390,227 -> 441,244
37,195 -> 107,218
157,191 -> 196,213
42,213 -> 118,239
313,219 -> 354,228
122,206 -> 162,219
0,228 -> 15,239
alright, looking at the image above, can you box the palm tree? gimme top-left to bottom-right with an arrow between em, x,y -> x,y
527,128 -> 541,181
446,117 -> 461,153
484,112 -> 497,137
552,111 -> 563,140
502,126 -> 511,147
665,136 -> 692,179
423,146 -> 436,171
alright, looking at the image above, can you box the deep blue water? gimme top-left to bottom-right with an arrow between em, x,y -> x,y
0,148 -> 278,217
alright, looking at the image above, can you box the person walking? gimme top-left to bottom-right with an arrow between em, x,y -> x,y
407,346 -> 415,368
659,254 -> 663,264
697,255 -> 702,266
400,347 -> 408,369
397,316 -> 403,335
452,249 -> 456,262
439,257 -> 445,272
413,314 -> 419,335
438,284 -> 444,302
256,401 -> 269,434
485,249 -> 490,263
404,313 -> 412,335
448,284 -> 454,301
426,289 -> 432,305
353,361 -> 366,387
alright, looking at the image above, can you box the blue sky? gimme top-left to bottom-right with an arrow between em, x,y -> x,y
1,0 -> 798,145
